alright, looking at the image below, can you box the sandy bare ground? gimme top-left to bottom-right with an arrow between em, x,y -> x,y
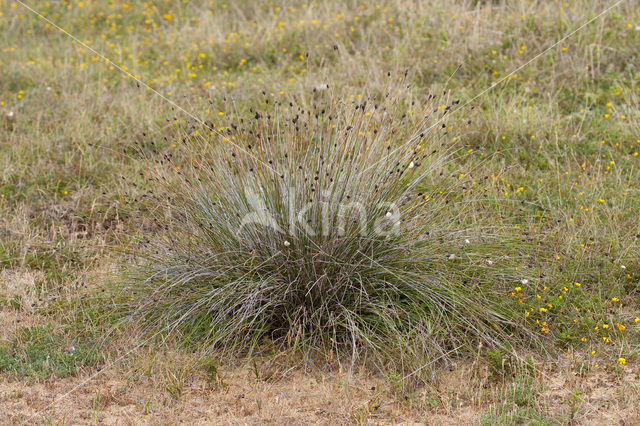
1,366 -> 467,425
1,359 -> 639,425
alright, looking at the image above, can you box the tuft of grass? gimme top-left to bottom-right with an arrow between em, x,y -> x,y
0,325 -> 103,379
478,369 -> 559,425
122,82 -> 539,380
2,0 -> 638,417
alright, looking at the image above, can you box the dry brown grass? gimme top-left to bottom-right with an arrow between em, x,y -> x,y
2,353 -> 639,424
0,269 -> 48,341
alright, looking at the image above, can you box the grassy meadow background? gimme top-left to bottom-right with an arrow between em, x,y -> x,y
1,0 -> 640,423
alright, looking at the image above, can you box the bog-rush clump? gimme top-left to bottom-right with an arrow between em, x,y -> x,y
125,80 -> 533,379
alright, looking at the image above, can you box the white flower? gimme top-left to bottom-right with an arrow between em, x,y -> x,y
486,260 -> 493,265
408,161 -> 415,169
620,265 -> 626,269
386,211 -> 392,217
521,279 -> 529,285
448,254 -> 456,260
283,241 -> 290,247
7,111 -> 14,118
464,239 -> 470,244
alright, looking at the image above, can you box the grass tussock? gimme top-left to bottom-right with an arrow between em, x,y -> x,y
123,81 -> 538,377
2,0 -> 640,421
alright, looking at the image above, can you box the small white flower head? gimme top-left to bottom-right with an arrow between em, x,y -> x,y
317,83 -> 329,90
283,240 -> 291,247
386,211 -> 392,217
464,239 -> 470,244
46,86 -> 52,91
620,265 -> 626,269
448,254 -> 456,260
408,161 -> 415,169
7,111 -> 14,118
486,260 -> 493,265
521,279 -> 529,285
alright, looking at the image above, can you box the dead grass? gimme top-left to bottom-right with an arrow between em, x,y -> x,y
1,362 -> 415,424
1,354 -> 638,424
0,269 -> 48,340
544,369 -> 640,424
